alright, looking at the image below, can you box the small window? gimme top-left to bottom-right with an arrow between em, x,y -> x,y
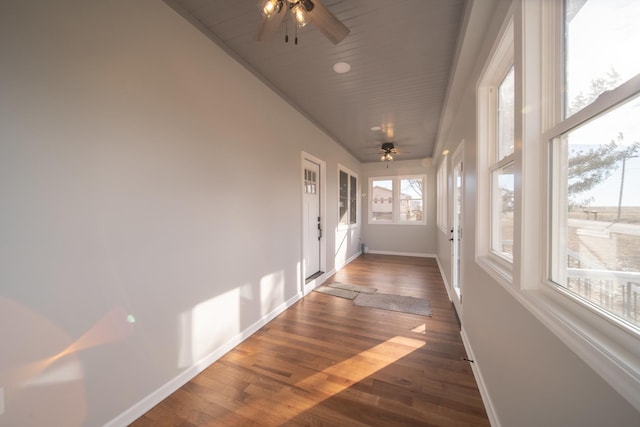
339,166 -> 358,227
304,168 -> 317,194
400,178 -> 424,222
369,175 -> 426,225
370,179 -> 393,222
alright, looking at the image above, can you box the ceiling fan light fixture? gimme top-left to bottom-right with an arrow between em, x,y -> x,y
292,3 -> 310,28
259,0 -> 281,18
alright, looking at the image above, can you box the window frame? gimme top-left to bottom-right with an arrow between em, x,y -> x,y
338,165 -> 359,230
368,174 -> 427,225
477,16 -> 515,282
437,155 -> 448,232
541,1 -> 640,334
490,65 -> 515,262
512,0 -> 640,412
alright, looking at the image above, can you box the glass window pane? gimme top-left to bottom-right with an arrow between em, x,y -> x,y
350,175 -> 357,224
498,66 -> 515,160
339,170 -> 348,225
551,94 -> 640,329
400,178 -> 424,222
565,0 -> 640,117
492,163 -> 514,259
371,179 -> 393,222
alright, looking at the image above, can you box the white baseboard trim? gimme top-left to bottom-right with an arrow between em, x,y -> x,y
335,250 -> 362,271
104,291 -> 303,427
304,273 -> 329,295
435,256 -> 455,303
365,250 -> 436,258
107,250 -> 365,426
460,328 -> 501,427
307,251 -> 362,294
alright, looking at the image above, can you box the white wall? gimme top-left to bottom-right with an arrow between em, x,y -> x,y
0,1 -> 360,425
361,159 -> 437,256
435,0 -> 640,425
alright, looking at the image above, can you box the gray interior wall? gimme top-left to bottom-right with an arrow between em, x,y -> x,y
0,1 -> 360,425
360,159 -> 437,256
436,0 -> 640,425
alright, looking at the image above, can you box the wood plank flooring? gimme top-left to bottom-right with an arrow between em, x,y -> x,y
131,254 -> 489,426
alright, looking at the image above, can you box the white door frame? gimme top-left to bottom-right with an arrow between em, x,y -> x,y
451,143 -> 464,316
301,152 -> 327,295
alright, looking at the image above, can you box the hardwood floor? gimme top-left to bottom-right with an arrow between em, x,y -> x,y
131,254 -> 489,426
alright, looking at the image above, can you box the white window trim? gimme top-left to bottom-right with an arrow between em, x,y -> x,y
437,155 -> 448,232
477,15 -> 515,284
338,164 -> 359,230
487,0 -> 640,412
368,174 -> 427,225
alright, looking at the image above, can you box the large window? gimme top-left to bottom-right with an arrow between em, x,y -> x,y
549,0 -> 640,331
339,166 -> 358,228
474,0 -> 640,409
477,18 -> 515,276
369,175 -> 426,224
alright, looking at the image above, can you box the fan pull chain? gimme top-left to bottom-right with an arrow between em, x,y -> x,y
285,11 -> 289,43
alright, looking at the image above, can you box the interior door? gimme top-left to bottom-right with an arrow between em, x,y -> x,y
451,146 -> 464,311
303,159 -> 321,281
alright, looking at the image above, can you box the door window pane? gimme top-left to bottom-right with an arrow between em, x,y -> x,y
304,169 -> 316,194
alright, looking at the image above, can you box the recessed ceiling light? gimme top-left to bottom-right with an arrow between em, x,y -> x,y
333,61 -> 351,74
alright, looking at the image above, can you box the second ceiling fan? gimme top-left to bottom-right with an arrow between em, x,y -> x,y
257,0 -> 350,45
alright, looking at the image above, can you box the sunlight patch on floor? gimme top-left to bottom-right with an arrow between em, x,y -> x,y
279,336 -> 424,422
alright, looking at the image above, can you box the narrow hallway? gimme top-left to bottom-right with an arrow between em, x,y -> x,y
132,254 -> 489,426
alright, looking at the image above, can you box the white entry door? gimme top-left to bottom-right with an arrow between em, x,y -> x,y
303,158 -> 322,282
451,146 -> 464,312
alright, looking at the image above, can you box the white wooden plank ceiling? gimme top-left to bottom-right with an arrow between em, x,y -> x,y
165,0 -> 467,162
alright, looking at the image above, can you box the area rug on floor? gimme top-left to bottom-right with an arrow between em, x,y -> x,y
327,281 -> 377,294
353,292 -> 432,316
314,285 -> 359,299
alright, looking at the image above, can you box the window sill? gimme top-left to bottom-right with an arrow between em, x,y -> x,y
368,221 -> 427,226
477,254 -> 513,288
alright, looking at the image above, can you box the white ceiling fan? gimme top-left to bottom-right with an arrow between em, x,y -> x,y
257,0 -> 350,45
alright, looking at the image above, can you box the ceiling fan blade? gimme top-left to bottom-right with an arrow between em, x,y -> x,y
256,4 -> 287,42
305,0 -> 350,44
